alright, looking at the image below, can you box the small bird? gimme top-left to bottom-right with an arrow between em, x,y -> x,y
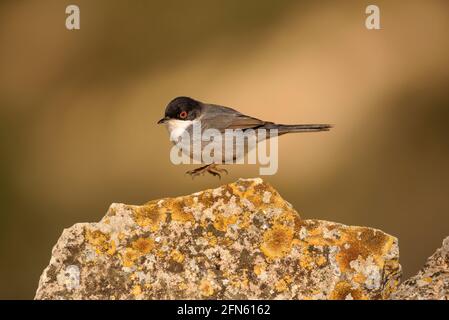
158,96 -> 332,178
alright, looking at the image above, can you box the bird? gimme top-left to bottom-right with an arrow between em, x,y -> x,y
158,96 -> 332,178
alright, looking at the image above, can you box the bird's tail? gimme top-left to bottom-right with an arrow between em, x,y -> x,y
270,124 -> 333,134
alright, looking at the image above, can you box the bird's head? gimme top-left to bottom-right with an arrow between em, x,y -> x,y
157,97 -> 202,124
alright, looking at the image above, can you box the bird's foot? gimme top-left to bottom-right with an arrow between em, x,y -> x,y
186,164 -> 228,179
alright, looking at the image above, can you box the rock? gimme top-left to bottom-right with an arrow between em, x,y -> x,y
35,178 -> 401,300
390,236 -> 449,300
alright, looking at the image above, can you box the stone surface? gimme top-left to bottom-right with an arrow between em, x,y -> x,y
35,178 -> 401,300
390,236 -> 449,300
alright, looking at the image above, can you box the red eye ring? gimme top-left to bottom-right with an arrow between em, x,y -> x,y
179,111 -> 188,119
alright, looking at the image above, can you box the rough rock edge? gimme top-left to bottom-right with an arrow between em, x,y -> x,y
390,236 -> 449,300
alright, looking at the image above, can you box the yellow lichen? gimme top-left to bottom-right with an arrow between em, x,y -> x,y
213,214 -> 238,232
219,237 -> 234,247
133,204 -> 166,231
315,255 -> 327,267
199,280 -> 214,297
156,249 -> 166,258
144,283 -> 152,289
106,240 -> 116,255
238,213 -> 251,229
132,237 -> 155,255
229,180 -> 278,210
227,272 -> 250,290
240,277 -> 249,289
206,233 -> 218,246
260,224 -> 294,259
131,284 -> 142,296
353,273 -> 366,284
381,278 -> 400,299
122,248 -> 139,267
253,264 -> 265,276
169,199 -> 195,223
275,279 -> 288,292
330,281 -> 366,300
85,229 -> 115,255
299,253 -> 314,270
295,220 -> 394,276
178,282 -> 188,291
121,238 -> 155,267
170,249 -> 185,264
272,209 -> 301,230
232,181 -> 298,218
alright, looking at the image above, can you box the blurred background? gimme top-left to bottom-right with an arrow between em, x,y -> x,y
1,0 -> 449,299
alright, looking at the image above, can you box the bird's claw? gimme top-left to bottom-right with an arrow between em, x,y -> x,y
185,164 -> 228,179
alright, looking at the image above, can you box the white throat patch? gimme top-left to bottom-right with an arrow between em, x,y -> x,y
166,119 -> 194,141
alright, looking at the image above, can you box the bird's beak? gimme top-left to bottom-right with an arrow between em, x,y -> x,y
157,117 -> 169,124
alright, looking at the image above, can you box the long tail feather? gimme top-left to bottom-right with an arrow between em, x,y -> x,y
274,124 -> 333,134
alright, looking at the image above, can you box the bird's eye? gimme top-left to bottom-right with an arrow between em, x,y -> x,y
179,111 -> 188,119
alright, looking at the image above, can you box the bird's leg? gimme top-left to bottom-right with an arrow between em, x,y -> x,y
206,164 -> 228,179
185,164 -> 211,178
186,164 -> 228,179
208,164 -> 228,177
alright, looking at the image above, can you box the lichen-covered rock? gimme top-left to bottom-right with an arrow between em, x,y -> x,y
390,236 -> 449,300
35,178 -> 401,300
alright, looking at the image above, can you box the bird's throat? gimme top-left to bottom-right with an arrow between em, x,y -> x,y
166,119 -> 194,141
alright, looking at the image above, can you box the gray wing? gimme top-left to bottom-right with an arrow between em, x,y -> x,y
200,104 -> 271,132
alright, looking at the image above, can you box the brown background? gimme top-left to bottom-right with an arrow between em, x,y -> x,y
0,0 -> 448,299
